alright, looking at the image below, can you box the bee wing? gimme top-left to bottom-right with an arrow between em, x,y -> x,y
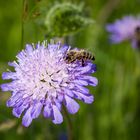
71,48 -> 79,51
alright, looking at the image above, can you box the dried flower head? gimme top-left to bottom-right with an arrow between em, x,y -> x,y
106,16 -> 140,49
1,41 -> 98,127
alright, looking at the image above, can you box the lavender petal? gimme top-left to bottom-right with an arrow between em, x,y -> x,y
52,105 -> 63,124
65,95 -> 79,114
22,107 -> 33,127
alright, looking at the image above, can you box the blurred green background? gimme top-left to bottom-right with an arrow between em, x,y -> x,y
0,0 -> 140,140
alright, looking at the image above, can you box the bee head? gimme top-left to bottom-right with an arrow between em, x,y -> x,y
64,52 -> 73,61
64,54 -> 70,60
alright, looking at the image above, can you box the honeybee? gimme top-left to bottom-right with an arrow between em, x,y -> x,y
64,49 -> 95,66
134,26 -> 140,48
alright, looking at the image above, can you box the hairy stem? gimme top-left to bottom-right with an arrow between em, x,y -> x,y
63,106 -> 73,140
97,0 -> 121,24
21,0 -> 28,50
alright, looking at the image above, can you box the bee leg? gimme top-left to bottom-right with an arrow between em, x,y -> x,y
92,56 -> 95,61
70,59 -> 76,63
82,59 -> 85,67
67,59 -> 76,64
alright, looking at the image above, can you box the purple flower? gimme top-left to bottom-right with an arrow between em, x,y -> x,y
106,16 -> 140,48
1,41 -> 98,127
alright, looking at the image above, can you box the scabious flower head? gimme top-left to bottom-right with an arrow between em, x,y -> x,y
1,41 -> 98,127
106,16 -> 140,49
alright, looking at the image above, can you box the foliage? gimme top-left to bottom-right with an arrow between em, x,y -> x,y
0,0 -> 140,140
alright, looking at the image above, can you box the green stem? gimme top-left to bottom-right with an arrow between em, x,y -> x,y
97,0 -> 120,24
21,0 -> 28,50
21,18 -> 24,50
63,106 -> 73,140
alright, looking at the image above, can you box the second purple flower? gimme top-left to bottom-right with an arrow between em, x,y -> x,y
106,16 -> 140,49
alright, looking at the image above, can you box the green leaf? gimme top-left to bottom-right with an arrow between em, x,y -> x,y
44,3 -> 94,37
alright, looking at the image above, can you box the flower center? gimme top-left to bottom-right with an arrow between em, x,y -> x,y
135,26 -> 140,33
134,26 -> 140,49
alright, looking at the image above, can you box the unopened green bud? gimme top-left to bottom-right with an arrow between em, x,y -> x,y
45,3 -> 94,37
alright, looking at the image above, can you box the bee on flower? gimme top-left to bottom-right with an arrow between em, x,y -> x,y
1,41 -> 98,127
64,49 -> 95,66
